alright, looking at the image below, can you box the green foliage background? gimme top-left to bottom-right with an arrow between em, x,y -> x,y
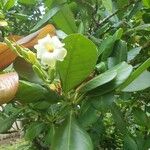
0,0 -> 150,150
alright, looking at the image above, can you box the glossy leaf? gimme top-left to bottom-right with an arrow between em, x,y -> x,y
14,57 -> 42,84
143,0 -> 150,8
79,69 -> 117,93
18,0 -> 37,5
127,47 -> 142,61
133,108 -> 149,127
4,0 -> 15,10
44,125 -> 55,146
25,122 -> 45,141
127,1 -> 142,20
116,0 -> 129,10
102,0 -> 113,12
98,36 -> 114,56
144,136 -> 150,149
99,28 -> 123,58
123,135 -> 138,150
78,101 -> 99,128
53,4 -> 77,34
111,103 -> 127,134
88,62 -> 133,96
123,71 -> 150,92
127,24 -> 150,33
0,72 -> 19,105
15,80 -> 58,103
102,0 -> 118,22
58,34 -> 98,93
113,40 -> 127,64
118,58 -> 150,90
0,116 -> 16,133
91,93 -> 115,113
51,115 -> 93,150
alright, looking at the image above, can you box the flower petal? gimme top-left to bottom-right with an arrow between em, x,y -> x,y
34,44 -> 46,59
51,36 -> 65,48
55,48 -> 67,61
41,52 -> 56,67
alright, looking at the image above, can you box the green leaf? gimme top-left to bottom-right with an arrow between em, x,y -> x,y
124,135 -> 138,150
91,93 -> 115,113
52,4 -> 77,34
88,62 -> 133,96
143,0 -> 150,8
15,80 -> 47,103
78,101 -> 99,128
102,0 -> 118,22
133,108 -> 149,127
127,1 -> 142,20
18,0 -> 37,5
112,40 -> 127,64
95,62 -> 107,73
0,116 -> 16,133
118,58 -> 150,90
110,62 -> 132,86
51,115 -> 93,150
98,36 -> 114,56
79,69 -> 117,93
113,28 -> 123,40
127,47 -> 142,61
14,57 -> 42,84
99,28 -> 123,58
111,103 -> 127,134
51,0 -> 67,6
123,71 -> 150,92
58,34 -> 98,93
33,101 -> 52,110
144,136 -> 150,149
135,24 -> 150,31
44,125 -> 55,146
143,13 -> 150,23
4,0 -> 15,10
127,24 -> 150,33
116,0 -> 129,10
25,122 -> 45,141
78,21 -> 84,34
102,0 -> 113,12
31,6 -> 60,31
15,80 -> 58,103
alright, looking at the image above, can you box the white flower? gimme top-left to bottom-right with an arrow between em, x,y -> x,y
34,34 -> 67,67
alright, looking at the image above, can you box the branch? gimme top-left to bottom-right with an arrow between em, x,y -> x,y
98,0 -> 140,27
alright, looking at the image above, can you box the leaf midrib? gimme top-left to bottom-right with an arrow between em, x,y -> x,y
63,39 -> 77,92
67,114 -> 72,150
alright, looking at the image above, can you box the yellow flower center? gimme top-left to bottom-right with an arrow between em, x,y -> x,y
45,43 -> 54,52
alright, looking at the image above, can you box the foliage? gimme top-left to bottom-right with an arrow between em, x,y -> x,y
0,0 -> 150,150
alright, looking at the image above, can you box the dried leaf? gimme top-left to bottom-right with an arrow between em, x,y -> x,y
18,24 -> 56,47
0,43 -> 17,69
0,72 -> 19,105
0,24 -> 56,69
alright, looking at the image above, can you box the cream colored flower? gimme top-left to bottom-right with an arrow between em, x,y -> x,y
34,34 -> 67,67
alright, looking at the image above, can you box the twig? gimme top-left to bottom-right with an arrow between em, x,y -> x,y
98,0 -> 140,27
